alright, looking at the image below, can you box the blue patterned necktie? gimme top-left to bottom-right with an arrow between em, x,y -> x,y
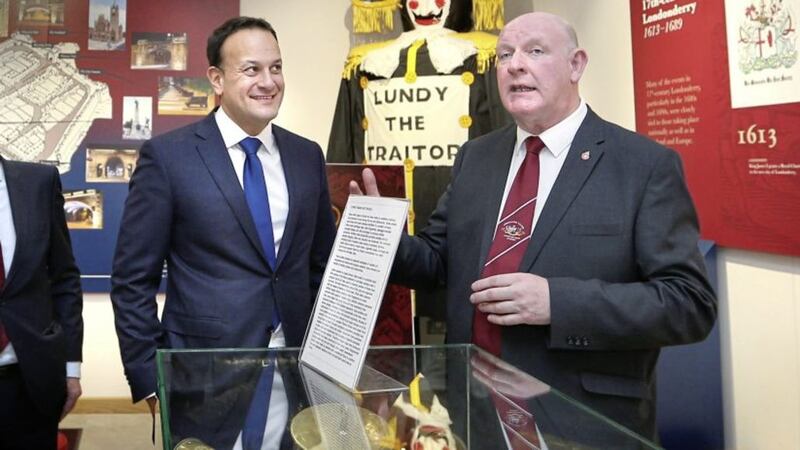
239,138 -> 280,450
240,137 -> 277,270
242,359 -> 276,450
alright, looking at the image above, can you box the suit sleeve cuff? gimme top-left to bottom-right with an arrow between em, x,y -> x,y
66,361 -> 81,378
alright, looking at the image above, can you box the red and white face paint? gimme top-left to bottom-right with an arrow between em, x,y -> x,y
406,0 -> 452,29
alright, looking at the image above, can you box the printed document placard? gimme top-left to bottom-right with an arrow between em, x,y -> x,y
300,195 -> 409,390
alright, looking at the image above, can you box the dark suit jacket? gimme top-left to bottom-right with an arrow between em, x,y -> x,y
0,158 -> 83,418
392,108 -> 717,438
111,113 -> 336,402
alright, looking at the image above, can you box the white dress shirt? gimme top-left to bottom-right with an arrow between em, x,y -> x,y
0,161 -> 80,377
497,100 -> 589,233
215,108 -> 289,256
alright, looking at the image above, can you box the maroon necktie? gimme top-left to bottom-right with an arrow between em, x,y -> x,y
473,136 -> 545,356
0,243 -> 8,351
491,391 -> 542,449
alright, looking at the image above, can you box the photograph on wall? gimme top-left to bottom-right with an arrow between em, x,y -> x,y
0,1 -> 9,37
64,189 -> 103,229
130,32 -> 187,70
725,0 -> 799,108
121,96 -> 151,140
85,147 -> 137,182
88,0 -> 126,51
18,0 -> 64,26
157,76 -> 215,116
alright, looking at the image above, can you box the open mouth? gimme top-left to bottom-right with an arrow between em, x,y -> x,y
251,94 -> 277,101
511,85 -> 536,92
413,10 -> 443,26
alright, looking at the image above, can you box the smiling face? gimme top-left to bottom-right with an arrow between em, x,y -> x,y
496,13 -> 587,134
207,28 -> 284,136
406,0 -> 452,29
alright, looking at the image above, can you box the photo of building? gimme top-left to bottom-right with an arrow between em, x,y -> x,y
85,148 -> 138,182
17,0 -> 64,26
130,32 -> 187,70
88,0 -> 126,51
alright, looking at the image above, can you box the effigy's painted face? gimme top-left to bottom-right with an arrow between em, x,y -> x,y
405,0 -> 452,30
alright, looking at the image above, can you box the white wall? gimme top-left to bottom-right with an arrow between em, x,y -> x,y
718,249 -> 800,450
240,0 -> 354,147
80,293 -> 163,398
80,2 -> 800,449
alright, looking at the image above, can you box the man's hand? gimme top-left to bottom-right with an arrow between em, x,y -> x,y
471,353 -> 550,399
470,273 -> 551,325
60,378 -> 82,421
348,168 -> 381,196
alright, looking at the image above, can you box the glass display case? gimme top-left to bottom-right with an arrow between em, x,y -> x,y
157,344 -> 659,449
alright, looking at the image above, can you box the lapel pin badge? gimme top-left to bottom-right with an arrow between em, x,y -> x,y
580,150 -> 591,161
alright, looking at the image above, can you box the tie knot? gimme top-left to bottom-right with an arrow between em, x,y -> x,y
525,136 -> 545,155
240,137 -> 262,156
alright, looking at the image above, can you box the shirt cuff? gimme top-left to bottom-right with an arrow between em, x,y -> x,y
66,361 -> 81,378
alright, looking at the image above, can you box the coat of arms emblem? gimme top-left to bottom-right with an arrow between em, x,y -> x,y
737,0 -> 797,74
502,221 -> 526,241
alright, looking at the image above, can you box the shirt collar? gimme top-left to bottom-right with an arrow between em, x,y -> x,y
214,107 -> 276,153
515,99 -> 588,157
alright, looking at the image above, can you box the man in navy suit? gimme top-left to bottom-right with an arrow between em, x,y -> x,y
352,12 -> 716,440
110,16 -> 336,429
0,158 -> 83,449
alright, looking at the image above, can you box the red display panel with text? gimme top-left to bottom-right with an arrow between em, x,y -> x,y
631,0 -> 800,256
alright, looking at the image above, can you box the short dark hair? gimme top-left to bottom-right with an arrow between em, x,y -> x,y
400,0 -> 473,33
207,16 -> 278,68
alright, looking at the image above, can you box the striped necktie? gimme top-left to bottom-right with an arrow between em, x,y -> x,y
473,136 -> 545,356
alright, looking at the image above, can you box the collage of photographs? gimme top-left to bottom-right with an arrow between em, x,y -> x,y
0,0 -> 218,232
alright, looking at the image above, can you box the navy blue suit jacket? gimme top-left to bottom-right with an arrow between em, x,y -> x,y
111,113 -> 336,402
392,108 -> 717,438
0,159 -> 83,418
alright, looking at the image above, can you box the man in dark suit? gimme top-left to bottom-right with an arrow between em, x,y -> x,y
352,12 -> 716,439
0,158 -> 83,449
110,17 -> 336,436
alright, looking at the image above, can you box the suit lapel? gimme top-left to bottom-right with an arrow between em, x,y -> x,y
477,126 -> 518,270
272,126 -> 297,270
2,160 -> 30,291
519,110 -> 606,272
192,115 -> 271,269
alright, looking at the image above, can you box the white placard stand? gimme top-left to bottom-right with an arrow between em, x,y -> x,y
300,195 -> 409,393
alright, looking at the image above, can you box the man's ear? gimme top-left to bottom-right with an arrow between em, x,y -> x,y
569,48 -> 588,84
207,66 -> 224,96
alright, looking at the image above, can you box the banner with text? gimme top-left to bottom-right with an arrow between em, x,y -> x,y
364,75 -> 469,166
631,0 -> 800,256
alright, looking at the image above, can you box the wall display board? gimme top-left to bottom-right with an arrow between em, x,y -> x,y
631,0 -> 800,256
0,0 -> 238,290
